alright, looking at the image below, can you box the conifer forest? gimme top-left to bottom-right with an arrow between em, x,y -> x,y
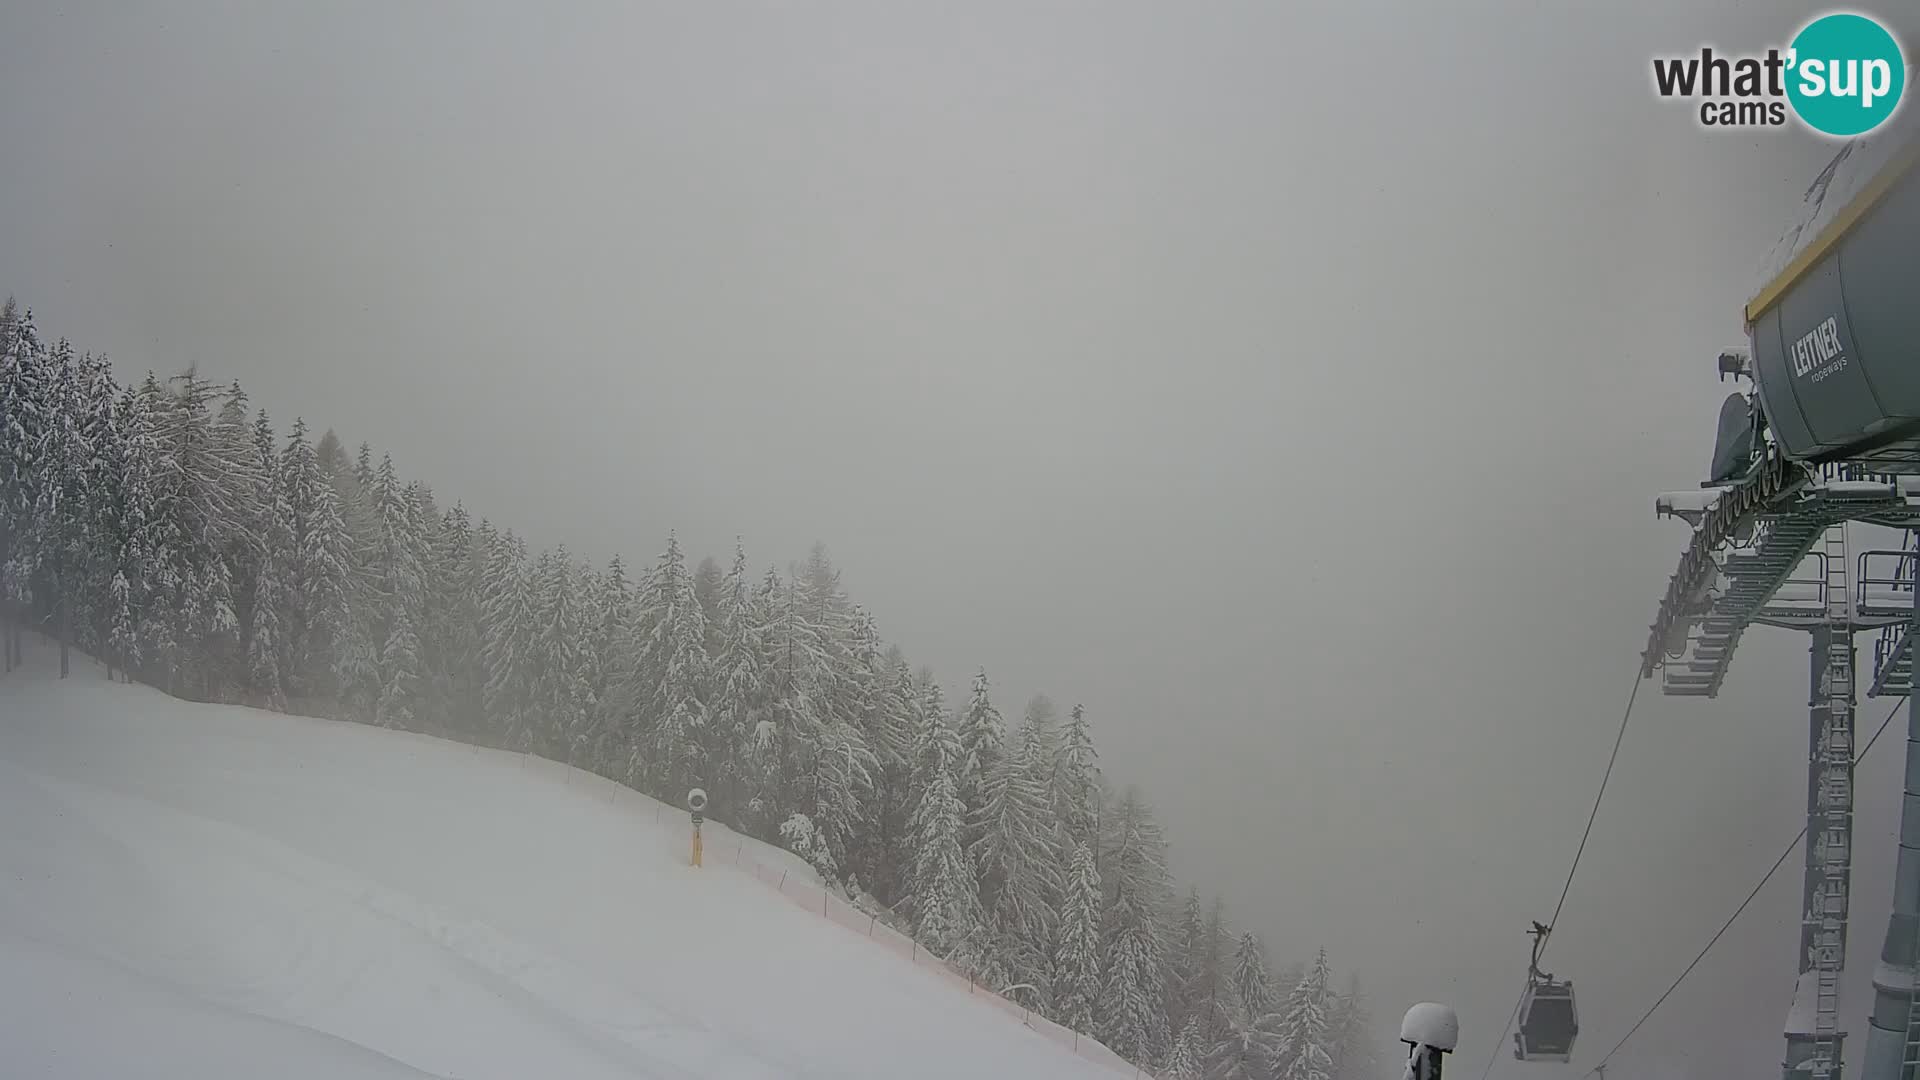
0,299 -> 1380,1078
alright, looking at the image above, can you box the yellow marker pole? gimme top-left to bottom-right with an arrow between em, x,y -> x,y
686,789 -> 708,869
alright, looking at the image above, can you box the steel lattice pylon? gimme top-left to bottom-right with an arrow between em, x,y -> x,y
1644,102 -> 1920,1080
1652,476 -> 1920,1080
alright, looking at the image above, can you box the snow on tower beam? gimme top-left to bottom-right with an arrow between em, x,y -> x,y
1645,474 -> 1920,699
1745,104 -> 1920,475
1642,447 -> 1798,681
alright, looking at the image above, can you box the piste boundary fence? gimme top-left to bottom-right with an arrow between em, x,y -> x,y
503,743 -> 1158,1080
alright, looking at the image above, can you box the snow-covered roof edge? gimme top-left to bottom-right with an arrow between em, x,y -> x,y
1750,66 -> 1920,317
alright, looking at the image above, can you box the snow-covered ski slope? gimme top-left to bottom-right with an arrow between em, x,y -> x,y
0,647 -> 1126,1080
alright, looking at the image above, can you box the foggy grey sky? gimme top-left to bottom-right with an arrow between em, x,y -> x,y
4,2 -> 1916,1075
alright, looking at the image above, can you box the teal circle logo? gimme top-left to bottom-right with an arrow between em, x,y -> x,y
1787,13 -> 1906,137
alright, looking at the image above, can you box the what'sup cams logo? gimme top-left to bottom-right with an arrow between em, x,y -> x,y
1652,11 -> 1906,137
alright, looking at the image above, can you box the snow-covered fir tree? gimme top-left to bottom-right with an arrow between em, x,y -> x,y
1233,931 -> 1275,1021
969,702 -> 1063,1002
1206,1015 -> 1284,1080
527,545 -> 588,757
246,411 -> 292,709
1053,839 -> 1104,1034
808,709 -> 877,884
65,350 -> 121,656
353,441 -> 375,497
753,560 -> 868,881
747,566 -> 790,820
1015,695 -> 1059,780
0,301 -> 47,668
906,689 -> 984,964
149,371 -> 259,700
956,667 -> 1006,830
1195,896 -> 1236,1045
327,435 -> 381,715
628,533 -> 710,794
1170,889 -> 1208,1035
17,339 -> 87,675
691,554 -> 724,642
1207,932 -> 1285,1080
1166,1017 -> 1204,1080
1103,908 -> 1170,1066
567,554 -> 622,771
1053,702 -> 1101,855
375,608 -> 423,728
423,503 -> 482,732
833,605 -> 891,893
84,372 -> 146,679
857,616 -> 915,771
1275,948 -> 1336,1080
706,540 -> 766,824
794,543 -> 854,666
480,527 -> 536,747
366,458 -> 426,727
279,419 -> 350,700
783,546 -> 877,883
845,623 -> 916,902
1100,788 -> 1173,1065
106,378 -> 167,679
1326,972 -> 1372,1080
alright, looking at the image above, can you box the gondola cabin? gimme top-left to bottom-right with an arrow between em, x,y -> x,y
1513,978 -> 1578,1063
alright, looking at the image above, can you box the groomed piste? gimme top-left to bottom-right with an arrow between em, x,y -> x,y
0,644 -> 1129,1080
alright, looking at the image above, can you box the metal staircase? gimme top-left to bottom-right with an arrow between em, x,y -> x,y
1660,511 -> 1828,698
1874,627 -> 1915,698
1662,507 -> 1843,699
1868,535 -> 1920,699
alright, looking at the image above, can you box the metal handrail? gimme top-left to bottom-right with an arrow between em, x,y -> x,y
1758,553 -> 1830,610
1857,549 -> 1919,611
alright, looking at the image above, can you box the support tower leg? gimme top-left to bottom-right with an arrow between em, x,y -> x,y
1861,580 -> 1920,1080
1789,619 -> 1857,1079
1790,528 -> 1858,1078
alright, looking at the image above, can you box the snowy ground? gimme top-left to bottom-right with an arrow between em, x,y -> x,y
0,645 -> 1122,1080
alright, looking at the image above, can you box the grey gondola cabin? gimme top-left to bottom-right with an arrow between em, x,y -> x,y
1513,980 -> 1578,1063
1514,923 -> 1577,1063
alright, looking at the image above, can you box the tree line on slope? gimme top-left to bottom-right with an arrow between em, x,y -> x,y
0,299 -> 1380,1079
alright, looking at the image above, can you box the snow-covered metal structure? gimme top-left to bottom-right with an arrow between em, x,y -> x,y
1749,102 -> 1920,471
1401,1002 -> 1458,1080
1642,99 -> 1920,1080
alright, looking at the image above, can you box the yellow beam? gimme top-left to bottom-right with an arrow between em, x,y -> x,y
1746,139 -> 1920,327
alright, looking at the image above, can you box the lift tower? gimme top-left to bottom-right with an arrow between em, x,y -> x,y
1641,102 -> 1920,1080
1656,482 -> 1907,1077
